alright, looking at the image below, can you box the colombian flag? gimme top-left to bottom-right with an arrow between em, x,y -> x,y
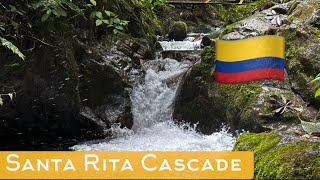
215,35 -> 285,84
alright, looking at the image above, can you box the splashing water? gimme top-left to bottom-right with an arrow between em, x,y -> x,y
159,40 -> 202,51
71,35 -> 235,151
73,121 -> 234,151
159,33 -> 209,51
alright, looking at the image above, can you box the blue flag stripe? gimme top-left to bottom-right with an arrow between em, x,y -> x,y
215,57 -> 285,73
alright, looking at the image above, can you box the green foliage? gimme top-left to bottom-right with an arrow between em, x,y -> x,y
201,46 -> 215,64
311,73 -> 320,97
0,37 -> 25,60
87,0 -> 128,34
219,23 -> 235,37
31,0 -> 84,22
0,3 -> 27,35
212,0 -> 276,23
133,0 -> 168,11
92,10 -> 129,34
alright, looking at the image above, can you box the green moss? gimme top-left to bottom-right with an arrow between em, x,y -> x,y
183,62 -> 216,97
219,23 -> 235,37
212,83 -> 262,108
313,27 -> 320,38
288,0 -> 319,23
170,21 -> 187,33
211,82 -> 263,127
201,46 -> 215,64
212,0 -> 276,24
278,29 -> 301,66
168,21 -> 187,40
235,132 -> 320,179
234,132 -> 281,154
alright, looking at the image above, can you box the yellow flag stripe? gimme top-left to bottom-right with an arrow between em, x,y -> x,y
216,35 -> 285,62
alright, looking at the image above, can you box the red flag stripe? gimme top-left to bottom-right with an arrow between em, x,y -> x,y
215,68 -> 284,84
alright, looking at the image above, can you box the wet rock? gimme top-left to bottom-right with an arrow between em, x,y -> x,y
0,32 -> 149,143
161,50 -> 200,62
79,107 -> 108,135
174,65 -> 317,134
79,38 -> 135,130
288,0 -> 319,25
116,34 -> 156,62
221,3 -> 290,40
279,0 -> 320,107
0,0 -> 159,149
200,36 -> 212,48
168,21 -> 188,41
155,41 -> 163,51
220,0 -> 320,108
173,62 -> 227,135
272,6 -> 287,15
160,4 -> 217,33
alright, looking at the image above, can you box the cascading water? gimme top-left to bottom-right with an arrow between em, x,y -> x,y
71,33 -> 235,151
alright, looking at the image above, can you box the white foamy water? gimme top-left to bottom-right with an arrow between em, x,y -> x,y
159,33 -> 207,51
71,36 -> 235,151
159,40 -> 202,51
72,121 -> 234,151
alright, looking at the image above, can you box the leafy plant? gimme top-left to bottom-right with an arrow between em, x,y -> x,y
90,2 -> 129,35
0,36 -> 25,60
133,0 -> 168,10
311,73 -> 320,97
31,0 -> 84,22
87,0 -> 128,34
269,95 -> 294,115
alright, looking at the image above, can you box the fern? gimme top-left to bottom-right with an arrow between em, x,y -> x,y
32,0 -> 85,22
0,36 -> 25,60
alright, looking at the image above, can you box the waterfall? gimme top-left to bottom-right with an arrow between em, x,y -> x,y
71,33 -> 235,151
131,59 -> 192,130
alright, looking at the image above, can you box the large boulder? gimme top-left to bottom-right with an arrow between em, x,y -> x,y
234,130 -> 320,179
221,3 -> 290,40
77,34 -> 141,132
281,0 -> 320,107
173,0 -> 320,134
168,21 -> 188,41
174,60 -> 317,134
0,33 -> 154,149
173,62 -> 227,135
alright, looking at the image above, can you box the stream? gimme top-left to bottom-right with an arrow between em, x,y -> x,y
71,33 -> 235,151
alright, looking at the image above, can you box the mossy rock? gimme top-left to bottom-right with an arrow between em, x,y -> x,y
212,0 -> 276,24
279,26 -> 320,108
288,0 -> 319,25
234,132 -> 320,179
219,23 -> 235,38
168,21 -> 187,41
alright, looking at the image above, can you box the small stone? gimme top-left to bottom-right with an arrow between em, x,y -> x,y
200,36 -> 212,48
302,134 -> 311,139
